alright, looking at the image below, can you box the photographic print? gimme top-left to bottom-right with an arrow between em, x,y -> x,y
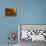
18,24 -> 46,41
5,8 -> 16,16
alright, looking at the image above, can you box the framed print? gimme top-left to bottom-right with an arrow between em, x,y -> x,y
18,24 -> 46,41
5,8 -> 16,16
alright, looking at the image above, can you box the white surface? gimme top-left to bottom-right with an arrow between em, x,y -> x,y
21,30 -> 28,39
31,35 -> 45,41
13,44 -> 18,46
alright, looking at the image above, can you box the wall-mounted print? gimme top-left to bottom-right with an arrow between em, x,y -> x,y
5,8 -> 16,16
18,24 -> 46,42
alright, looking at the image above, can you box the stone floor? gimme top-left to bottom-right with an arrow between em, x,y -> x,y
0,40 -> 46,46
19,40 -> 46,46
